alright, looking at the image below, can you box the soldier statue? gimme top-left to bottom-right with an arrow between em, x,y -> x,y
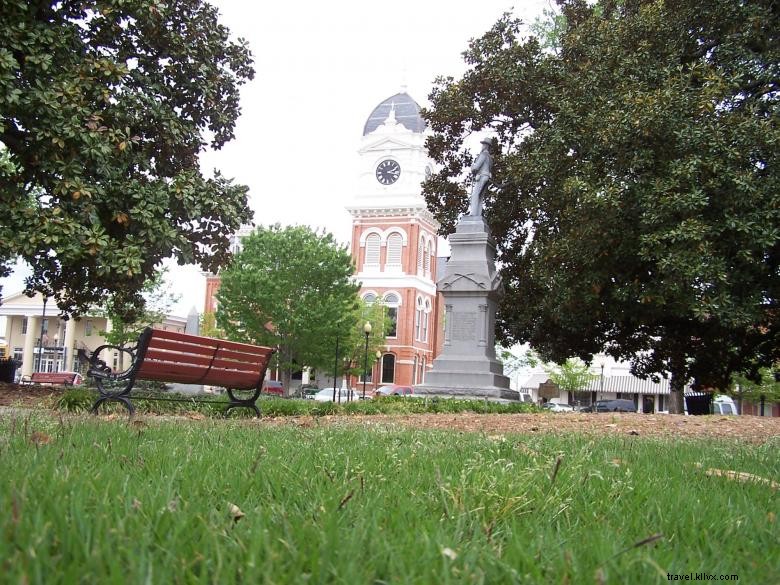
468,137 -> 493,216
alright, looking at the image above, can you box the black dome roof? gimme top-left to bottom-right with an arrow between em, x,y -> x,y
363,92 -> 426,136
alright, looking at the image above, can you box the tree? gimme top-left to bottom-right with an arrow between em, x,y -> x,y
0,0 -> 254,320
545,357 -> 598,404
732,367 -> 780,411
497,344 -> 538,378
215,225 -> 361,393
199,311 -> 225,340
98,268 -> 179,370
330,298 -> 390,390
423,0 -> 779,413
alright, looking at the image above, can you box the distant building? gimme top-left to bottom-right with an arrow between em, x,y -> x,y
519,357 -> 778,416
0,291 -> 186,378
203,225 -> 253,314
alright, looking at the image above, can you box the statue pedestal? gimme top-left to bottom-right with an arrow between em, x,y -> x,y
415,216 -> 514,400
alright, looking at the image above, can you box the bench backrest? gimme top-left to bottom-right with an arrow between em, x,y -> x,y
135,328 -> 275,391
30,372 -> 79,385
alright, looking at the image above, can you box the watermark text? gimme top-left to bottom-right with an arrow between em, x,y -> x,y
667,573 -> 738,582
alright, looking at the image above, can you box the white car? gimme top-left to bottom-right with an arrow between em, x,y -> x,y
711,395 -> 738,415
313,388 -> 361,402
543,402 -> 574,412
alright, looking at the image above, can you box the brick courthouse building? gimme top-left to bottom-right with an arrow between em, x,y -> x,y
204,91 -> 444,390
345,91 -> 443,388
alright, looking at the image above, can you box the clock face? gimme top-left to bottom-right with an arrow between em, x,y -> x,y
376,159 -> 401,185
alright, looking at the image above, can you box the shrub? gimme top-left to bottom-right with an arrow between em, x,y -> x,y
262,398 -> 310,417
342,400 -> 380,415
311,402 -> 339,416
57,388 -> 97,413
56,385 -> 540,417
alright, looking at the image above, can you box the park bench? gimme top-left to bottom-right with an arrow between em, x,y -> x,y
87,327 -> 276,417
23,371 -> 82,386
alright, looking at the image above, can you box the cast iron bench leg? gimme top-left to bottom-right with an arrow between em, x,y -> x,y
225,389 -> 261,418
91,394 -> 136,416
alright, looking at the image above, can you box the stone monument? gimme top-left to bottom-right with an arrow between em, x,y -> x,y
415,138 -> 513,399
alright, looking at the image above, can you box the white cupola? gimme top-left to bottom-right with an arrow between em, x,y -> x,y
348,91 -> 434,212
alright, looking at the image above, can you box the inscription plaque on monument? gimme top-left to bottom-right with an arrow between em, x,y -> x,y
451,312 -> 476,341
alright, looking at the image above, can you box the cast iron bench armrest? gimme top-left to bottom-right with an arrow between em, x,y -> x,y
87,343 -> 140,391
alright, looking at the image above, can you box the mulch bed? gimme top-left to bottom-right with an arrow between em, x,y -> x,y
0,382 -> 63,407
262,412 -> 780,444
1,382 -> 778,443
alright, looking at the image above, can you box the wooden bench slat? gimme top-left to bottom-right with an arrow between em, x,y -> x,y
145,342 -> 273,366
149,329 -> 272,356
139,362 -> 259,381
144,349 -> 266,372
137,370 -> 259,389
137,361 -> 261,389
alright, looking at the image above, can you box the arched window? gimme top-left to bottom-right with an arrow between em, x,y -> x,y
417,239 -> 424,275
384,293 -> 400,337
386,233 -> 402,269
362,292 -> 377,304
415,296 -> 423,341
422,298 -> 432,342
424,241 -> 432,276
364,234 -> 380,268
381,354 -> 396,384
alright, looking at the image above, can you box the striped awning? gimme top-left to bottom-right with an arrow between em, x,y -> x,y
522,373 -> 694,396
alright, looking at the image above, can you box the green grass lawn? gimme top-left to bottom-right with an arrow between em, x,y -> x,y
0,414 -> 777,584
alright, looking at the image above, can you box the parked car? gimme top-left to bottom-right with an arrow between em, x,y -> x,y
299,384 -> 320,400
313,388 -> 361,402
374,384 -> 413,397
593,399 -> 636,413
542,402 -> 574,412
262,380 -> 285,396
711,395 -> 738,415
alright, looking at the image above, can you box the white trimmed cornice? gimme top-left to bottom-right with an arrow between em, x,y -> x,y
347,205 -> 439,227
353,273 -> 437,296
359,136 -> 425,154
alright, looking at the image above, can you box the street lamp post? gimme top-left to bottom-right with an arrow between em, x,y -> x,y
375,350 -> 382,390
362,322 -> 371,399
343,357 -> 351,401
332,335 -> 339,403
36,297 -> 48,373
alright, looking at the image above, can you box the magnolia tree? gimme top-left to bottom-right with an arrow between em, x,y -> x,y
0,0 -> 254,320
422,0 -> 779,413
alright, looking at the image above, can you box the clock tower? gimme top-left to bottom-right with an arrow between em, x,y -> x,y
346,91 -> 442,388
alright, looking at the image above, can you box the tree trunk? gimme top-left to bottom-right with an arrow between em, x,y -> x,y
280,343 -> 293,397
281,369 -> 292,397
668,360 -> 687,415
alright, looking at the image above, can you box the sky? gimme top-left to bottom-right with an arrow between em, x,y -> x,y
0,0 -> 551,321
